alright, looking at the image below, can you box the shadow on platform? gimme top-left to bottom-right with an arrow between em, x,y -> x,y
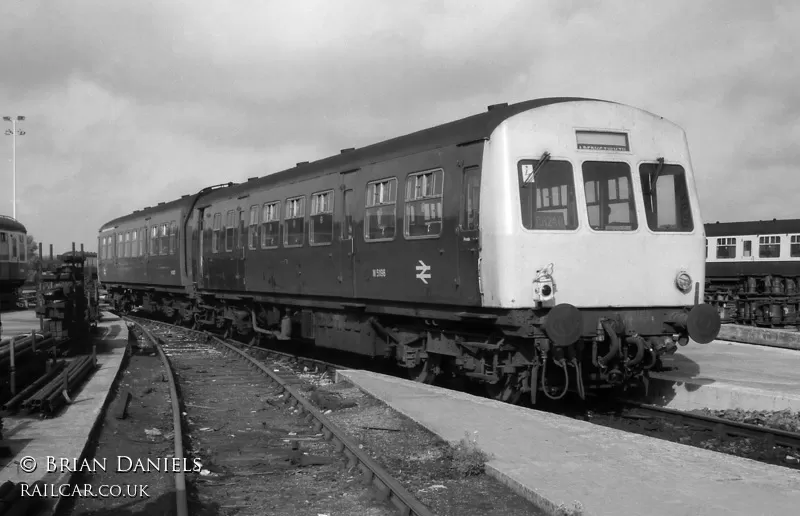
631,351 -> 711,406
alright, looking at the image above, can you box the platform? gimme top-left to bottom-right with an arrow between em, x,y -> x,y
0,309 -> 44,342
337,369 -> 800,516
0,312 -> 128,513
717,323 -> 800,350
645,338 -> 800,411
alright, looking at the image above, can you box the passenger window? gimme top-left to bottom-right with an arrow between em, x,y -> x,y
150,226 -> 158,256
0,232 -> 7,261
117,233 -> 124,258
160,223 -> 169,255
405,169 -> 443,238
518,159 -> 578,230
792,235 -> 800,258
237,211 -> 245,249
639,163 -> 693,232
141,227 -> 147,256
716,237 -> 736,259
759,236 -> 780,258
10,233 -> 18,260
310,190 -> 334,246
365,178 -> 397,241
169,221 -> 177,255
284,197 -> 305,247
583,161 -> 637,231
211,213 -> 221,253
248,205 -> 259,250
19,234 -> 25,262
461,166 -> 481,230
225,210 -> 235,252
743,240 -> 752,258
261,202 -> 280,249
132,230 -> 138,257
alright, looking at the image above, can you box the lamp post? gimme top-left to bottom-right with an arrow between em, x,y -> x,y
3,115 -> 26,220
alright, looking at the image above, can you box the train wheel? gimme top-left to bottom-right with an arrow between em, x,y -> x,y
407,355 -> 439,384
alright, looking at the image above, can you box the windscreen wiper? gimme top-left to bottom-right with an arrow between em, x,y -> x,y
523,151 -> 551,184
650,157 -> 665,191
645,157 -> 665,211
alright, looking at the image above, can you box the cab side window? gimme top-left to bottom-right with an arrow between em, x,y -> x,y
461,166 -> 481,230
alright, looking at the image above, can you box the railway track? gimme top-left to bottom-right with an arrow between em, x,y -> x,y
619,401 -> 800,451
125,315 -> 435,516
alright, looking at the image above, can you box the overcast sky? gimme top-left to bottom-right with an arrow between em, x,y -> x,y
0,0 -> 797,254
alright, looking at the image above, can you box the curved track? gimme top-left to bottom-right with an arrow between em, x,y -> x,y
125,315 -> 435,516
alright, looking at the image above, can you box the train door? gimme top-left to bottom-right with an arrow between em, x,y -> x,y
233,208 -> 246,290
456,165 -> 483,304
339,170 -> 358,297
194,207 -> 206,288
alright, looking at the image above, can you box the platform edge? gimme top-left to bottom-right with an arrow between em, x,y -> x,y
718,324 -> 800,351
335,369 -> 589,516
43,322 -> 132,516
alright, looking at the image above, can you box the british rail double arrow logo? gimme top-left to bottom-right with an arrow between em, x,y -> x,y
415,260 -> 431,284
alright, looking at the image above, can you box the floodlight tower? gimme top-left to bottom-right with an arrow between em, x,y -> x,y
3,115 -> 26,220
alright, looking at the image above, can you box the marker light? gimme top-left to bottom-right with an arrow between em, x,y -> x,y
676,271 -> 692,293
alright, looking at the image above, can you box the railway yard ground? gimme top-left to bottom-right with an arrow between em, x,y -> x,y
1,309 -> 800,515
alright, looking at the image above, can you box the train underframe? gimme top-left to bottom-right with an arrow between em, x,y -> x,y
108,287 -> 720,404
705,275 -> 800,328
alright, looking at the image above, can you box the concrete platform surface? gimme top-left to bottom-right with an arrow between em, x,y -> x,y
647,338 -> 800,411
718,324 -> 800,350
0,309 -> 43,342
0,313 -> 128,512
337,369 -> 800,516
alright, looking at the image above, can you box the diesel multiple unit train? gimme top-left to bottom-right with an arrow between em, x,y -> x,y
98,98 -> 722,403
705,219 -> 800,327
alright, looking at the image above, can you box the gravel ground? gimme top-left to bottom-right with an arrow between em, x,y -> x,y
67,349 -> 176,516
584,407 -> 800,469
692,408 -> 800,433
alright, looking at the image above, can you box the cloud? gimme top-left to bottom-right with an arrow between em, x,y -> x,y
0,0 -> 797,253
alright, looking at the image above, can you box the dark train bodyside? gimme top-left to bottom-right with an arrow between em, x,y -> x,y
190,143 -> 482,308
98,199 -> 190,295
102,98 -> 583,311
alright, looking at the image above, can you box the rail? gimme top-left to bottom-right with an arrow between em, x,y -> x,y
126,315 -> 436,516
623,401 -> 800,449
124,318 -> 189,516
